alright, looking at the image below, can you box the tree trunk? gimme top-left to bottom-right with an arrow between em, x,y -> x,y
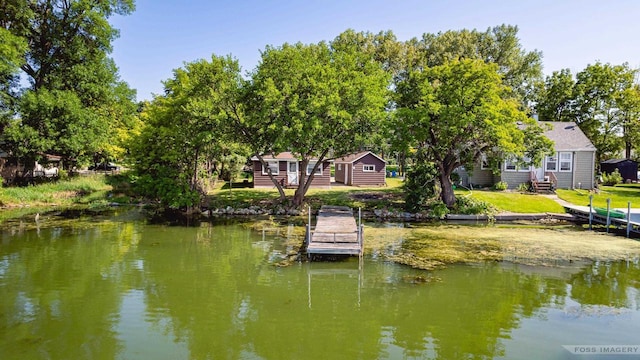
254,154 -> 286,202
439,172 -> 456,208
293,158 -> 311,207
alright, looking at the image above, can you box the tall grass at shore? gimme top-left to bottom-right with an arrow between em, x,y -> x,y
0,175 -> 112,207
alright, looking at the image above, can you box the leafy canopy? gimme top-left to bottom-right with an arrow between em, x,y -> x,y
242,38 -> 390,206
130,55 -> 246,208
0,0 -> 136,167
395,59 -> 549,207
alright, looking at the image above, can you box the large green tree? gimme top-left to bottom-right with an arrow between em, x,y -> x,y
0,27 -> 26,124
130,55 -> 247,209
573,62 -> 637,162
618,84 -> 640,160
405,24 -> 543,106
534,69 -> 576,122
534,63 -> 640,162
238,39 -> 389,207
0,0 -> 136,169
394,59 -> 550,207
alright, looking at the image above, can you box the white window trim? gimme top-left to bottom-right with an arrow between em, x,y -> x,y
504,157 -> 531,172
504,158 -> 517,172
544,154 -> 558,172
559,152 -> 572,172
363,164 -> 375,172
262,160 -> 279,175
306,161 -> 322,176
337,163 -> 342,171
480,155 -> 490,170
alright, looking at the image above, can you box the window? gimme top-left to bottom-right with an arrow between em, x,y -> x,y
504,157 -> 530,172
306,161 -> 322,175
363,164 -> 375,172
262,160 -> 279,175
337,164 -> 342,171
545,154 -> 558,172
504,158 -> 517,172
480,155 -> 490,170
559,152 -> 572,172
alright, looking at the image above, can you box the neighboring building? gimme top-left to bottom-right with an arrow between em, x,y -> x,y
0,153 -> 60,184
600,159 -> 638,183
333,151 -> 386,187
251,152 -> 331,188
457,122 -> 597,190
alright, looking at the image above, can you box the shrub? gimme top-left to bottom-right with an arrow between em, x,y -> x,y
601,169 -> 622,186
454,195 -> 496,215
493,181 -> 508,191
517,182 -> 530,192
430,201 -> 450,219
58,169 -> 69,181
404,162 -> 438,213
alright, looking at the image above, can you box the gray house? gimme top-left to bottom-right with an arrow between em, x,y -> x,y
457,122 -> 597,190
333,151 -> 386,186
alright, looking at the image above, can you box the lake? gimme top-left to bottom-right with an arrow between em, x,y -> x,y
1,209 -> 639,359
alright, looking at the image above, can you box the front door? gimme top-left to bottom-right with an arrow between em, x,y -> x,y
288,161 -> 299,185
535,166 -> 544,181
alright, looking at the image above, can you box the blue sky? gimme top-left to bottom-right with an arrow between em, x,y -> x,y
110,0 -> 640,101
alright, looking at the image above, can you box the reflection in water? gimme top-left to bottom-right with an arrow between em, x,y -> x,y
0,215 -> 639,359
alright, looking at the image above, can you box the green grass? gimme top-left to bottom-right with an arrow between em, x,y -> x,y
557,184 -> 640,209
459,189 -> 566,213
0,175 -> 112,207
207,177 -> 405,211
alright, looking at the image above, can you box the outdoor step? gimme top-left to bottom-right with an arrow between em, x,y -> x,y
533,181 -> 554,193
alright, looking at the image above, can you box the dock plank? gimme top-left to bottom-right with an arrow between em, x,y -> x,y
307,206 -> 362,255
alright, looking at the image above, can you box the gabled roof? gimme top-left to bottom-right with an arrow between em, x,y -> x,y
250,152 -> 327,162
332,151 -> 386,164
541,122 -> 596,152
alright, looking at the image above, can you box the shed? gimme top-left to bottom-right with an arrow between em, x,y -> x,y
600,159 -> 638,182
333,151 -> 386,186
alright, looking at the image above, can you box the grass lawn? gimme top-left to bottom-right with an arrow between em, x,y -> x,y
207,177 -> 405,211
0,175 -> 112,207
459,189 -> 566,213
557,184 -> 640,209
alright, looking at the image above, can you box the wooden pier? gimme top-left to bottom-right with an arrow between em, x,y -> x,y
306,205 -> 363,257
563,200 -> 640,237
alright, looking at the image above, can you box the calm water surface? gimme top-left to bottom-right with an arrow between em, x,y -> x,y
1,210 -> 639,359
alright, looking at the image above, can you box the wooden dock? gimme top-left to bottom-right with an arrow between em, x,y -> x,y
306,206 -> 363,257
563,203 -> 640,237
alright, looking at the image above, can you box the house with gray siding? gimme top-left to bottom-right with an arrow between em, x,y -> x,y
457,122 -> 597,190
251,152 -> 331,188
333,151 -> 386,186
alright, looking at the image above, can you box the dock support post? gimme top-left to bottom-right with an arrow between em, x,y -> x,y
606,198 -> 611,233
306,206 -> 311,246
627,202 -> 632,238
358,207 -> 363,256
588,195 -> 593,231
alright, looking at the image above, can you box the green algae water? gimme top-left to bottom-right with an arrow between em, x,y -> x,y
1,211 -> 639,359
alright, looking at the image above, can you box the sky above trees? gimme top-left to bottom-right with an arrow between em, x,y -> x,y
110,0 -> 640,101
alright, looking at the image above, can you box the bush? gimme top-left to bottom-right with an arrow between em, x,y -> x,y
454,195 -> 496,215
517,182 -> 530,192
404,162 -> 438,213
58,169 -> 69,181
430,201 -> 450,219
601,169 -> 623,186
493,181 -> 508,191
